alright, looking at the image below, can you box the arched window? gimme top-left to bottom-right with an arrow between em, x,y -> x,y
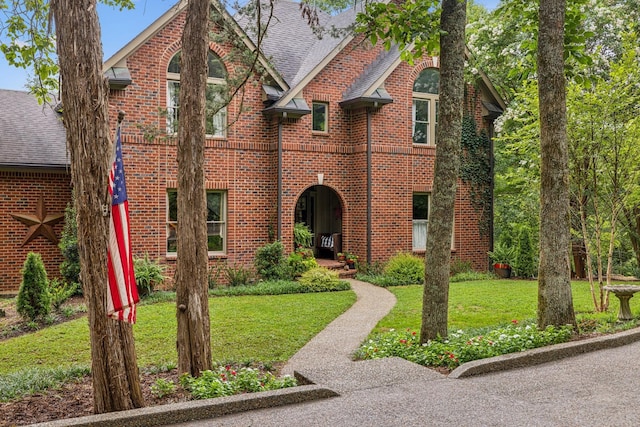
167,51 -> 227,137
412,68 -> 439,145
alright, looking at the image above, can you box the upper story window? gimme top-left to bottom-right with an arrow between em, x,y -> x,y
167,51 -> 227,137
412,68 -> 440,145
312,102 -> 328,133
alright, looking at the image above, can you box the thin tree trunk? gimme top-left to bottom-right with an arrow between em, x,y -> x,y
420,0 -> 466,342
579,195 -> 600,311
51,0 -> 143,413
536,0 -> 576,329
623,206 -> 640,269
176,0 -> 213,377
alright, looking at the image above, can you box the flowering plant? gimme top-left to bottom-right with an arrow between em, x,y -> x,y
355,321 -> 573,369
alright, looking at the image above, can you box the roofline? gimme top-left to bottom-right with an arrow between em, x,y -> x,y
104,0 -> 187,70
0,164 -> 70,172
103,0 -> 289,91
464,46 -> 506,110
276,34 -> 355,108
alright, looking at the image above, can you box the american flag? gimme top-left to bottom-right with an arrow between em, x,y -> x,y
107,127 -> 139,323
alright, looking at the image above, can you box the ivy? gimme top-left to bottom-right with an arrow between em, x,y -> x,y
460,115 -> 492,237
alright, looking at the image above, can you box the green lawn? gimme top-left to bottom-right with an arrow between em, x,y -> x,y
0,291 -> 356,374
375,279 -> 624,333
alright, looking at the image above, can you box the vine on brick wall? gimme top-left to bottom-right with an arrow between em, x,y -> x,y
460,115 -> 492,237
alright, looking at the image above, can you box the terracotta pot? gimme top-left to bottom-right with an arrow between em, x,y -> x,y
494,263 -> 512,279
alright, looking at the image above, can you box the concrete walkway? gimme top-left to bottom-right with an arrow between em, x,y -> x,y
281,278 -> 396,378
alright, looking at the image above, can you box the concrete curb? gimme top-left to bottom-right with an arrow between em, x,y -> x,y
30,384 -> 339,427
449,327 -> 640,378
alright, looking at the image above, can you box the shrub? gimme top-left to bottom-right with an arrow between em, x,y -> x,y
225,263 -> 254,287
287,252 -> 318,278
134,253 -> 167,296
515,226 -> 537,278
48,278 -> 77,310
450,258 -> 472,276
59,200 -> 80,292
254,241 -> 287,280
17,253 -> 51,321
179,364 -> 296,399
383,252 -> 424,286
298,267 -> 345,292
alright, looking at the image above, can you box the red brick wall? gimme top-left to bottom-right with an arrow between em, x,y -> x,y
104,14 -> 494,279
0,171 -> 71,295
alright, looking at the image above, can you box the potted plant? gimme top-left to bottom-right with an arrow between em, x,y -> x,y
345,252 -> 358,269
337,252 -> 346,262
293,222 -> 313,249
488,242 -> 515,279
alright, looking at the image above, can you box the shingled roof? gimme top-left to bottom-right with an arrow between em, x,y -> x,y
0,90 -> 68,169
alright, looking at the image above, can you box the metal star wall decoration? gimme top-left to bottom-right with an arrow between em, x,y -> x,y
11,195 -> 65,246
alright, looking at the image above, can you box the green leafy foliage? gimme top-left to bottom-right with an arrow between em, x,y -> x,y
286,251 -> 318,278
179,364 -> 296,399
133,253 -> 167,297
487,242 -> 516,265
254,241 -> 287,280
297,267 -> 346,292
223,263 -> 254,287
150,378 -> 177,398
355,0 -> 441,63
382,252 -> 424,286
293,222 -> 313,249
17,253 -> 51,321
0,366 -> 89,402
355,322 -> 573,369
58,200 -> 80,292
514,226 -> 536,278
460,116 -> 492,236
48,278 -> 77,310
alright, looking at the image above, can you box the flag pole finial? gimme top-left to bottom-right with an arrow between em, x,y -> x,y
117,110 -> 126,124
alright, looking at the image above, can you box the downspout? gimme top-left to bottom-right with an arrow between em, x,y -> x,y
367,108 -> 372,265
277,116 -> 283,241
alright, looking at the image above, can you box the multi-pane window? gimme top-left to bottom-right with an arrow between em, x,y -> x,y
167,190 -> 226,253
412,68 -> 440,145
312,102 -> 328,132
167,51 -> 227,137
412,193 -> 429,251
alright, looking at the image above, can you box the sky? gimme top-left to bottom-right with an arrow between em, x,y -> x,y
0,0 -> 500,91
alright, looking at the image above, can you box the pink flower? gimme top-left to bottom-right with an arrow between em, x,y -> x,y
231,370 -> 237,376
412,331 -> 417,336
511,319 -> 518,324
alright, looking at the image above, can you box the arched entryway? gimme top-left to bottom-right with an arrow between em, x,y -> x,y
295,185 -> 343,259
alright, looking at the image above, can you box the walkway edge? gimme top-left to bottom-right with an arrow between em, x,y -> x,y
450,327 -> 640,378
30,384 -> 339,427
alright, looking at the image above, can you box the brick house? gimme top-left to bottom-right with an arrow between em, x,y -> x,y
0,0 -> 504,294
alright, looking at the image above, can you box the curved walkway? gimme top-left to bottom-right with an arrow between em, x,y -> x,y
281,278 -> 397,377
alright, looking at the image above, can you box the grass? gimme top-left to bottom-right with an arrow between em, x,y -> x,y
0,291 -> 356,375
374,279 -> 625,333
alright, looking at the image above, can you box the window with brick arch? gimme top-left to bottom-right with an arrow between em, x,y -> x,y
413,193 -> 429,250
166,51 -> 227,137
412,68 -> 439,145
167,190 -> 227,254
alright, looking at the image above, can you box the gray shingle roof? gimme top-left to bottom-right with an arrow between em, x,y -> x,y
341,45 -> 400,104
0,90 -> 68,169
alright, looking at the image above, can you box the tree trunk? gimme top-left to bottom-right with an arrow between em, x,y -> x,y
176,0 -> 213,377
536,0 -> 576,329
420,0 -> 466,342
51,0 -> 144,413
